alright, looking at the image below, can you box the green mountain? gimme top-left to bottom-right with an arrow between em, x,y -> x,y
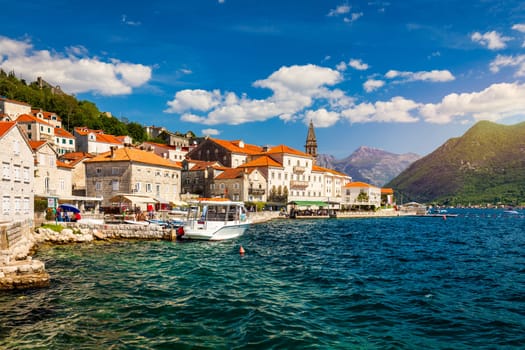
386,120 -> 525,206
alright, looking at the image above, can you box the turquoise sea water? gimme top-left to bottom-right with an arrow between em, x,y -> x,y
1,209 -> 525,349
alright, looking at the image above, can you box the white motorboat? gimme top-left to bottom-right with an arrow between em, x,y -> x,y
179,199 -> 251,240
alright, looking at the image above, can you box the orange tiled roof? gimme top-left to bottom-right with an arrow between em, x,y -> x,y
31,109 -> 62,122
96,133 -> 124,145
264,144 -> 311,157
56,160 -> 73,169
86,147 -> 181,169
239,155 -> 283,168
215,167 -> 252,180
54,127 -> 74,138
28,140 -> 47,150
210,138 -> 264,155
344,181 -> 379,189
16,114 -> 54,127
59,152 -> 94,166
381,188 -> 394,194
312,165 -> 347,177
188,160 -> 223,171
0,121 -> 16,137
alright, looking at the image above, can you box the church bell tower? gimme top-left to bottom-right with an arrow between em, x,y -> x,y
305,120 -> 318,161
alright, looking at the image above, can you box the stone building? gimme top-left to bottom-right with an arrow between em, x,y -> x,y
58,152 -> 94,196
30,141 -> 73,199
74,127 -> 131,155
0,97 -> 31,121
181,160 -> 226,199
342,181 -> 382,209
185,137 -> 263,168
304,120 -> 318,161
211,167 -> 267,202
84,147 -> 182,208
0,122 -> 34,223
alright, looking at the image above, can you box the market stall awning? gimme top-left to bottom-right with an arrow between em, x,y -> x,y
109,195 -> 158,205
288,200 -> 329,207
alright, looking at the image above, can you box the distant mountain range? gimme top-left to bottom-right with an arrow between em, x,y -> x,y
317,146 -> 421,187
386,121 -> 525,205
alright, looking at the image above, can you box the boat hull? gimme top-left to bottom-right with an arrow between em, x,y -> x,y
181,222 -> 250,241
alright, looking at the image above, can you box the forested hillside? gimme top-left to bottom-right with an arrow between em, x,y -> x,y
0,70 -> 148,142
386,120 -> 525,206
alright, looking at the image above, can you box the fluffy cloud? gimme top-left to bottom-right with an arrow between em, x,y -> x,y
363,79 -> 385,92
420,82 -> 525,124
328,5 -> 350,16
349,59 -> 369,70
201,128 -> 220,136
0,36 -> 151,95
489,54 -> 525,76
471,31 -> 511,50
165,89 -> 222,113
512,24 -> 525,33
385,69 -> 455,82
304,109 -> 340,127
344,12 -> 363,23
167,64 -> 344,125
341,97 -> 419,123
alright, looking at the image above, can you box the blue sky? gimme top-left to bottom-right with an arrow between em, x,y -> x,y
2,1 -> 525,157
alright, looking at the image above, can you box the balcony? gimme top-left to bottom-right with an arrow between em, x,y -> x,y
248,188 -> 265,195
293,166 -> 306,173
290,180 -> 309,189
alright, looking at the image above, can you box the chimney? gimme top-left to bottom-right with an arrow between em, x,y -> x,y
110,146 -> 116,158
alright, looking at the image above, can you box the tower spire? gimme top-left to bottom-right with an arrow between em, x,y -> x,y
305,119 -> 317,161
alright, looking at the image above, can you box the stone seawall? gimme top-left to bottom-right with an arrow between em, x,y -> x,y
0,220 -> 50,290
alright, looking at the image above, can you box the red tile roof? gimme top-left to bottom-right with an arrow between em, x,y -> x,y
28,140 -> 47,150
0,121 -> 16,137
59,152 -> 94,166
86,147 -> 182,169
344,181 -> 379,189
264,144 -> 311,157
215,167 -> 252,180
16,114 -> 54,127
54,127 -> 74,138
210,138 -> 264,155
312,165 -> 348,177
56,160 -> 73,169
31,109 -> 62,122
381,188 -> 394,194
239,155 -> 283,168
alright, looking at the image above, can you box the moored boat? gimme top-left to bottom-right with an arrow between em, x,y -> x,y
178,198 -> 251,241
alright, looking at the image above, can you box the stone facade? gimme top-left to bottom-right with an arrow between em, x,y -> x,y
85,147 -> 182,207
32,141 -> 72,199
0,122 -> 34,224
0,97 -> 31,121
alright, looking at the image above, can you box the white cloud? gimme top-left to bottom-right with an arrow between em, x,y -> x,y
385,69 -> 455,82
349,58 -> 369,70
0,36 -> 151,95
336,61 -> 347,71
341,97 -> 419,123
218,0 -> 225,3
328,5 -> 350,16
471,31 -> 511,50
420,82 -> 525,124
121,14 -> 141,26
363,79 -> 385,92
201,128 -> 220,136
166,64 -> 345,125
489,54 -> 525,76
344,12 -> 363,23
512,24 -> 525,33
165,89 -> 222,113
304,109 -> 340,127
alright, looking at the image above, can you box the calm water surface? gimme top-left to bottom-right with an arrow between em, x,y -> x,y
1,209 -> 524,349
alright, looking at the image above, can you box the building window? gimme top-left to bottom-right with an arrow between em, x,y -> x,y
220,184 -> 225,190
44,177 -> 50,193
2,196 -> 9,214
135,182 -> 141,192
2,162 -> 10,180
96,168 -> 102,175
112,180 -> 119,191
111,167 -> 119,175
23,167 -> 29,182
234,183 -> 239,189
156,184 -> 161,196
23,197 -> 29,214
60,179 -> 65,191
14,197 -> 21,214
95,181 -> 102,191
13,140 -> 20,155
146,183 -> 152,192
13,165 -> 21,182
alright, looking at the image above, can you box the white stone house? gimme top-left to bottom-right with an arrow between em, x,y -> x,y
30,141 -> 72,199
0,122 -> 34,223
74,127 -> 131,155
54,127 -> 76,155
0,98 -> 31,121
342,181 -> 382,209
84,147 -> 182,209
212,167 -> 267,202
15,114 -> 55,143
